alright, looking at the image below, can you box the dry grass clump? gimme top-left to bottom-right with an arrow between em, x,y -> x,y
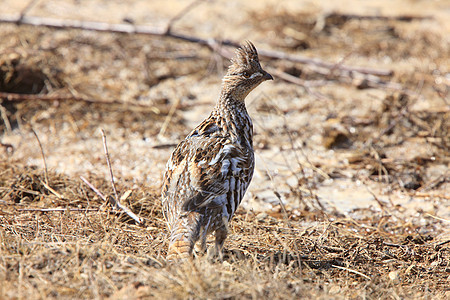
0,163 -> 448,299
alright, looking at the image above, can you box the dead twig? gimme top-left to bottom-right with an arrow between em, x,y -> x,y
101,129 -> 119,202
151,143 -> 179,149
282,123 -> 327,211
425,213 -> 450,223
108,194 -> 142,224
363,183 -> 393,209
332,264 -> 371,280
325,12 -> 433,22
435,240 -> 450,247
417,173 -> 449,192
41,180 -> 64,199
101,130 -> 141,224
30,127 -> 49,185
158,97 -> 181,138
267,66 -> 410,99
79,132 -> 142,224
0,91 -> 94,102
80,176 -> 107,202
80,175 -> 141,224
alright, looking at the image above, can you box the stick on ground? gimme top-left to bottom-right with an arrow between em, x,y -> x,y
30,127 -> 49,185
101,129 -> 119,202
78,130 -> 142,224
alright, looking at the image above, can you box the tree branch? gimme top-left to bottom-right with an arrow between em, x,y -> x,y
0,14 -> 393,77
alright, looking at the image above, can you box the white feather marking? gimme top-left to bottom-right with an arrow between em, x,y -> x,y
229,177 -> 236,214
230,157 -> 242,175
221,160 -> 231,175
209,144 -> 234,166
249,72 -> 262,79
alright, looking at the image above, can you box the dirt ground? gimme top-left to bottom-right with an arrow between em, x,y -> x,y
0,0 -> 449,299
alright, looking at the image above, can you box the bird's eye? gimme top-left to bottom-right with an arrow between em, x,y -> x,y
242,71 -> 251,78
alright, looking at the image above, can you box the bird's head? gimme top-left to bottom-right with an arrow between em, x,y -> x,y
222,41 -> 273,101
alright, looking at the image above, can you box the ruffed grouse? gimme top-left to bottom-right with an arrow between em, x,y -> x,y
161,41 -> 273,260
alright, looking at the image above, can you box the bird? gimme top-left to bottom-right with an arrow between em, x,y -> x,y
161,41 -> 273,260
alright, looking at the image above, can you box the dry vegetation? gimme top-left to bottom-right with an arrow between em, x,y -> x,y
1,0 -> 449,299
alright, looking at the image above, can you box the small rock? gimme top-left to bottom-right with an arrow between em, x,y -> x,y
388,270 -> 399,281
256,212 -> 268,222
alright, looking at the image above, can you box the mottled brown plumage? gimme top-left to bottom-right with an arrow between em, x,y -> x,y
161,41 -> 273,260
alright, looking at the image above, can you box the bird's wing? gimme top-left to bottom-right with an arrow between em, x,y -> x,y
182,138 -> 246,211
162,129 -> 247,213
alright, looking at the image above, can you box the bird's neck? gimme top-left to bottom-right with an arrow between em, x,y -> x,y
214,93 -> 253,146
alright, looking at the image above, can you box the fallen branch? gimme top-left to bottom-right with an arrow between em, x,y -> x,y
0,14 -> 393,77
0,91 -> 171,117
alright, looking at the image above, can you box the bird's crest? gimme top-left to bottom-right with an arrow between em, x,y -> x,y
227,41 -> 260,75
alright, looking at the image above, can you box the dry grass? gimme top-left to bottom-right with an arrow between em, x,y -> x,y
0,163 -> 448,299
1,0 -> 449,299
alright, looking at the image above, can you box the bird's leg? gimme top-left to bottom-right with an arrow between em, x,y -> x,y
193,225 -> 208,256
213,217 -> 229,261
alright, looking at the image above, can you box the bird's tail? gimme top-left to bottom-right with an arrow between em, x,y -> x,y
167,239 -> 192,260
166,222 -> 195,261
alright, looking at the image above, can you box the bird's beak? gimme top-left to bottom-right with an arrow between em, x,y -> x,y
263,71 -> 273,81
